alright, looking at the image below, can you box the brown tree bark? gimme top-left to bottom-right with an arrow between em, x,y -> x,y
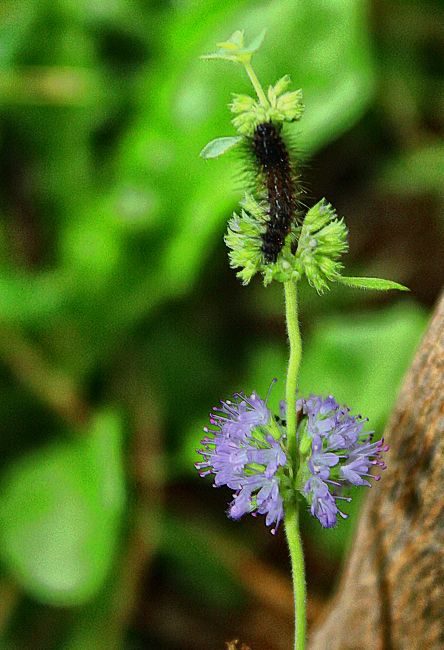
310,291 -> 444,650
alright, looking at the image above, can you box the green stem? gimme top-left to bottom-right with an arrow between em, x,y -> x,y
243,60 -> 268,107
285,503 -> 306,650
284,280 -> 302,464
283,280 -> 306,650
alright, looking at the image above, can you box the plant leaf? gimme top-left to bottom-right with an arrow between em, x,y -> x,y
216,30 -> 245,50
0,410 -> 125,606
337,276 -> 410,292
201,29 -> 266,64
243,28 -> 267,55
199,136 -> 243,159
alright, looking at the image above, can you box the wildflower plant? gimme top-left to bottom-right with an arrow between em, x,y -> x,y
196,30 -> 407,650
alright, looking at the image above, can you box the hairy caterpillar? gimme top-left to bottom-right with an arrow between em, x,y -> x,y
251,122 -> 300,263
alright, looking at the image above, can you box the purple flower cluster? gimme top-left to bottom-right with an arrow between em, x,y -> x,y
196,389 -> 388,533
300,395 -> 388,528
196,392 -> 287,533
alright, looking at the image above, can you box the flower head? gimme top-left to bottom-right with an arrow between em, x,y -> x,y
225,194 -> 301,286
296,200 -> 348,294
230,76 -> 304,136
197,390 -> 388,532
196,391 -> 287,533
295,395 -> 389,528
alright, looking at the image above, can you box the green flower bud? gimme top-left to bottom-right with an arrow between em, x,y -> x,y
230,93 -> 257,114
268,75 -> 292,100
302,199 -> 336,231
298,429 -> 312,457
274,89 -> 304,122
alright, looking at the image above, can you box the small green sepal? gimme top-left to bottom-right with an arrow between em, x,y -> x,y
336,276 -> 410,292
199,136 -> 243,159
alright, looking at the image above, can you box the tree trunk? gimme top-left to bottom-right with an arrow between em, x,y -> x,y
309,292 -> 444,650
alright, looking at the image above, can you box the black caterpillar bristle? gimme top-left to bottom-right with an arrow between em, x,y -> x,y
252,122 -> 299,263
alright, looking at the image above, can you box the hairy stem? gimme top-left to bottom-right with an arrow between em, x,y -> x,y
284,280 -> 302,464
284,280 -> 305,650
285,504 -> 306,650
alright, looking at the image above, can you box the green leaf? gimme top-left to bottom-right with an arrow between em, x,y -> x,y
0,410 -> 125,606
199,135 -> 243,159
337,276 -> 410,292
245,29 -> 267,55
216,30 -> 245,50
201,29 -> 266,64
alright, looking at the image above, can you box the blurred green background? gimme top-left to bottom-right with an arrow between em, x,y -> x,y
0,1 -> 442,648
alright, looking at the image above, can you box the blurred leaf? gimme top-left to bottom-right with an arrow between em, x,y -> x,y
0,272 -> 68,324
0,1 -> 38,66
162,513 -> 245,611
244,343 -> 288,414
0,66 -> 102,107
337,276 -> 410,292
299,302 -> 428,430
60,207 -> 123,285
379,142 -> 444,197
0,410 -> 125,606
